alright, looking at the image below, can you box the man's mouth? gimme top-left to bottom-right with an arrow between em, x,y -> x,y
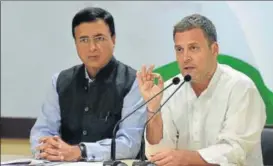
88,56 -> 99,59
184,67 -> 195,70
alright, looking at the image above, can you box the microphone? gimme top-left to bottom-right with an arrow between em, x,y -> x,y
132,74 -> 191,166
103,76 -> 181,166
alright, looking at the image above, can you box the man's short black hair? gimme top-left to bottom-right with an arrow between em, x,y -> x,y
72,7 -> 115,39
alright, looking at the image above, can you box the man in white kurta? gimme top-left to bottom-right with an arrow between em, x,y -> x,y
145,63 -> 266,166
136,13 -> 266,166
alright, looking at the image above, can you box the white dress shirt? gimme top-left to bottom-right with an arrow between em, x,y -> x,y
145,63 -> 266,166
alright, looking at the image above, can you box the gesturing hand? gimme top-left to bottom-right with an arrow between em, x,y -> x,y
137,65 -> 164,112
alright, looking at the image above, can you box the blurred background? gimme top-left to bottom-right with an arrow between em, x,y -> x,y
1,1 -> 273,156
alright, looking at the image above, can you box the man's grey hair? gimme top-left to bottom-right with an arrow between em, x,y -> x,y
173,14 -> 217,45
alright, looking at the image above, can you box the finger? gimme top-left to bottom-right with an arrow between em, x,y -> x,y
36,143 -> 48,151
142,81 -> 150,91
136,71 -> 144,86
55,136 -> 69,149
44,148 -> 60,156
154,156 -> 172,166
147,65 -> 155,81
38,152 -> 49,159
53,135 -> 62,143
147,73 -> 151,81
36,144 -> 44,151
150,151 -> 168,162
148,64 -> 155,73
150,73 -> 164,87
46,154 -> 64,161
158,75 -> 164,89
47,138 -> 61,149
141,65 -> 147,81
149,74 -> 155,82
39,136 -> 53,143
37,143 -> 55,153
147,81 -> 154,89
151,73 -> 161,79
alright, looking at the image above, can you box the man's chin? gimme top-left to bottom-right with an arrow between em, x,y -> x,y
181,72 -> 193,78
181,73 -> 198,82
85,62 -> 103,69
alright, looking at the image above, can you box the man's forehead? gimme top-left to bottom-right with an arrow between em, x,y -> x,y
174,29 -> 206,45
75,21 -> 110,36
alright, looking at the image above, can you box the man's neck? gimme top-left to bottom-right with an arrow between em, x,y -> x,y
86,67 -> 100,79
85,58 -> 113,79
191,64 -> 217,97
191,80 -> 210,97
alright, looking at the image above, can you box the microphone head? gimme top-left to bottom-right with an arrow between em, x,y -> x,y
172,77 -> 181,85
184,75 -> 191,82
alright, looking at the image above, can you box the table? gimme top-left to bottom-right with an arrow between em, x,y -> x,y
1,154 -> 136,166
1,154 -> 32,161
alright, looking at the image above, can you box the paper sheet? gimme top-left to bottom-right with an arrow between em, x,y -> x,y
1,158 -> 49,165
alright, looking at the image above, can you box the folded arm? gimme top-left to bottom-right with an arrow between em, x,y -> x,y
30,73 -> 61,158
30,77 -> 146,161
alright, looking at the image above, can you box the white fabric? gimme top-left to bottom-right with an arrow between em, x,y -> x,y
145,63 -> 266,166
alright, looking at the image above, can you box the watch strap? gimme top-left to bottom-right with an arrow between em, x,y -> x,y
78,143 -> 87,160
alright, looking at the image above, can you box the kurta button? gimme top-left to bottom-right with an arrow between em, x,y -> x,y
83,130 -> 87,135
84,107 -> 89,112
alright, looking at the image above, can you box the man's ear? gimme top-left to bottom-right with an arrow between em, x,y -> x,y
111,35 -> 116,46
211,42 -> 219,57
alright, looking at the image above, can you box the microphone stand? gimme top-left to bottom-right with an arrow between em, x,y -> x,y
103,77 -> 180,166
132,76 -> 190,166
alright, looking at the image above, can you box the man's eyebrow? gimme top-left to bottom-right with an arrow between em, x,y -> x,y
175,42 -> 199,47
174,45 -> 183,48
93,33 -> 107,37
79,35 -> 89,39
79,34 -> 107,39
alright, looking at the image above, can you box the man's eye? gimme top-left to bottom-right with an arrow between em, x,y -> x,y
190,46 -> 199,51
80,38 -> 88,43
94,36 -> 105,41
176,47 -> 183,52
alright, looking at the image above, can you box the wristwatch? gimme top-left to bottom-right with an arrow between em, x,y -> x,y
78,143 -> 87,161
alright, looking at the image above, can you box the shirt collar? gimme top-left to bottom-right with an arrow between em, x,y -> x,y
200,63 -> 222,98
187,63 -> 222,100
207,63 -> 222,89
84,56 -> 117,83
85,68 -> 94,84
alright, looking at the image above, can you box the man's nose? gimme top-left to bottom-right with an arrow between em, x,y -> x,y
88,41 -> 97,52
183,51 -> 191,63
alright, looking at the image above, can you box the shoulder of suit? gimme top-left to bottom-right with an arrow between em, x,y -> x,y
116,59 -> 137,72
50,64 -> 82,82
